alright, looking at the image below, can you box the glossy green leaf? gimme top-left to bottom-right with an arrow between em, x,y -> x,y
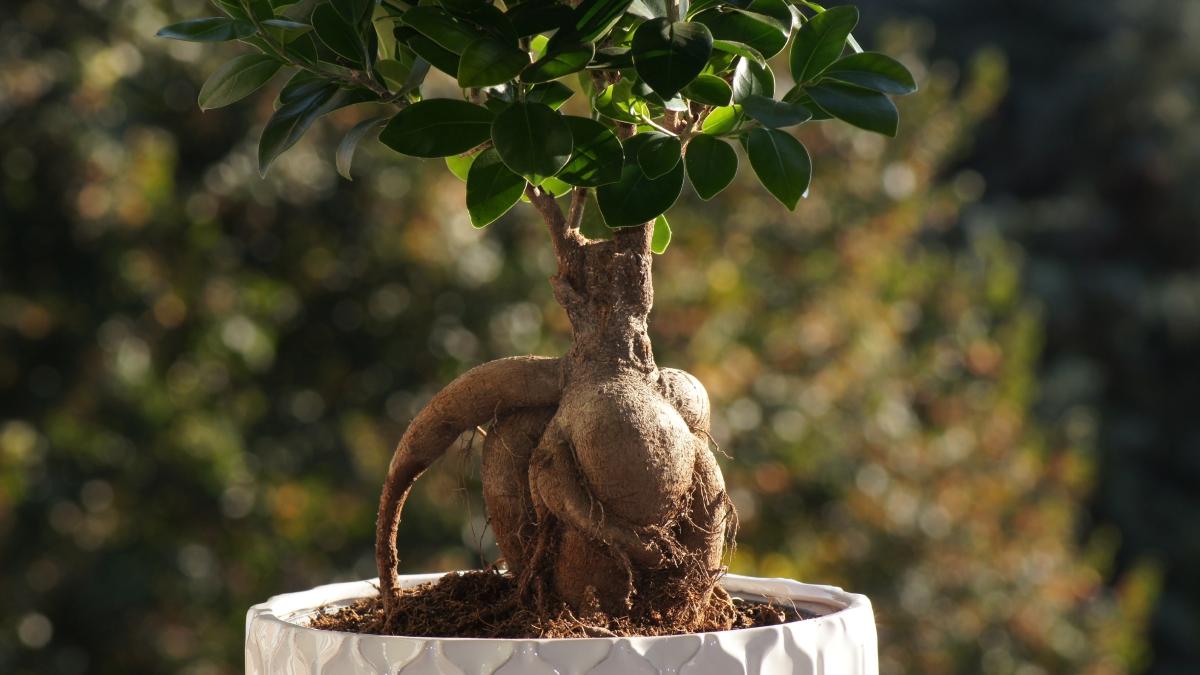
744,127 -> 811,209
588,46 -> 635,69
157,17 -> 256,42
557,116 -> 624,186
731,56 -> 774,103
457,37 -> 529,87
651,213 -> 672,254
596,132 -> 685,227
375,58 -> 411,90
822,52 -> 917,95
405,34 -> 461,76
806,81 -> 899,136
258,83 -> 339,175
261,19 -> 313,42
711,39 -> 766,66
526,82 -> 575,109
401,6 -> 482,54
335,0 -> 374,25
336,116 -> 387,180
681,74 -> 733,106
507,0 -> 574,37
693,9 -> 788,58
748,0 -> 795,30
741,95 -> 813,128
198,54 -> 281,110
312,4 -> 365,64
540,176 -> 575,197
631,19 -> 713,99
578,190 -> 614,240
701,104 -> 744,135
379,99 -> 495,157
466,148 -> 526,227
636,132 -> 682,179
790,5 -> 858,82
444,151 -> 479,182
522,42 -> 595,82
552,0 -> 636,47
491,102 -> 573,185
684,134 -> 737,200
594,80 -> 645,123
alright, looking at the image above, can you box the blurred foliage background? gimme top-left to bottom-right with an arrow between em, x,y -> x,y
1,0 -> 1195,672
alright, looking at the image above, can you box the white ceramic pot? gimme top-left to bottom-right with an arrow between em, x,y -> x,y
246,572 -> 877,674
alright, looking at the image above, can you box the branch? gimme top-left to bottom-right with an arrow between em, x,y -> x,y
566,188 -> 588,231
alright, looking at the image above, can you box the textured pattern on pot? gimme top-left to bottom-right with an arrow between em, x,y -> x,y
245,572 -> 879,674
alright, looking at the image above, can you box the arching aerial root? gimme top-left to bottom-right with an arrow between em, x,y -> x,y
375,356 -> 561,619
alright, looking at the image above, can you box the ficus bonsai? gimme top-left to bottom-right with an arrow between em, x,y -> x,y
160,0 -> 914,631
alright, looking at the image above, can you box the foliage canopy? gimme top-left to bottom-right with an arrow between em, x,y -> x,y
160,0 -> 915,238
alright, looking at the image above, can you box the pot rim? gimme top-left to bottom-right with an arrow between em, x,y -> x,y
249,571 -> 874,644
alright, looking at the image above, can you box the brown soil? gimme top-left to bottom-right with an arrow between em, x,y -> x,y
309,570 -> 812,639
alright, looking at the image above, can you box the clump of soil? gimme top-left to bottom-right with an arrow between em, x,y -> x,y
309,571 -> 813,639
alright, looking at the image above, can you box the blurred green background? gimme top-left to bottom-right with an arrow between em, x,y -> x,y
2,0 -> 1197,672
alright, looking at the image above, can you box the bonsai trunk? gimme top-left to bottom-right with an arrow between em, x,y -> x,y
376,186 -> 733,626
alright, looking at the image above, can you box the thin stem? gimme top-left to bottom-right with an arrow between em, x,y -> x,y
566,188 -> 589,232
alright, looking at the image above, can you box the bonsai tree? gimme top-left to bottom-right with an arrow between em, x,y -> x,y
159,0 -> 914,629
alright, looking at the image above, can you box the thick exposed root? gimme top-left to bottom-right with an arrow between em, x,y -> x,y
376,356 -> 561,617
481,406 -> 555,574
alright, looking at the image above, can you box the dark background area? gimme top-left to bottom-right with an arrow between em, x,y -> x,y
1,0 -> 1195,672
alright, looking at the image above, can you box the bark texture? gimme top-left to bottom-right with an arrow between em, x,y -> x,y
376,186 -> 732,622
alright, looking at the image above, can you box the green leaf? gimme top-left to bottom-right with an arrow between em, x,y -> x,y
406,34 -> 461,76
806,81 -> 899,136
701,104 -> 744,135
596,132 -> 685,227
711,40 -> 766,66
261,19 -> 314,42
157,17 -> 256,42
258,83 -> 339,175
783,86 -> 833,120
467,148 -> 527,227
312,4 -> 365,64
553,0 -> 636,47
335,0 -> 374,25
594,79 -> 645,124
445,151 -> 479,182
741,95 -> 813,128
631,19 -> 713,100
526,81 -> 575,110
578,190 -> 614,240
790,5 -> 858,83
507,0 -> 574,37
375,58 -> 411,90
731,56 -> 774,103
379,99 -> 495,157
682,74 -> 732,106
684,134 -> 737,200
540,176 -> 574,197
588,46 -> 635,69
522,42 -> 595,83
401,6 -> 483,54
651,213 -> 672,254
557,116 -> 624,187
491,103 -> 573,185
198,54 -> 281,110
693,9 -> 788,59
336,116 -> 387,180
744,127 -> 811,209
457,37 -> 529,87
823,52 -> 917,95
636,132 -> 682,179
